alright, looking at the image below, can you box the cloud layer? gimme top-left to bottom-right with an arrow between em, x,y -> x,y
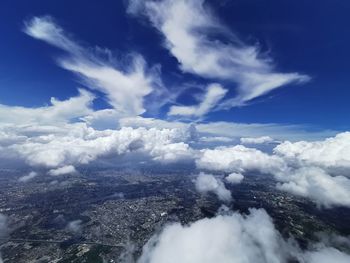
195,133 -> 350,208
0,1 -> 345,214
274,132 -> 350,170
7,125 -> 192,168
138,208 -> 350,263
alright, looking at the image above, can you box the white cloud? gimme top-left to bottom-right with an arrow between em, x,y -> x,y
48,165 -> 77,176
274,132 -> 350,170
18,171 -> 38,182
7,125 -> 192,168
197,121 -> 338,142
276,167 -> 350,208
196,132 -> 350,208
225,172 -> 244,184
24,16 -> 80,52
168,83 -> 227,117
2,98 -> 349,208
0,89 -> 94,125
196,145 -> 286,174
130,0 -> 310,108
195,172 -> 232,202
24,16 -> 161,116
138,207 -> 350,263
241,136 -> 274,144
138,208 -> 288,263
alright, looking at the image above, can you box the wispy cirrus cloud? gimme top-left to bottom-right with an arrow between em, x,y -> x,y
0,88 -> 94,125
24,16 -> 163,117
168,83 -> 227,117
129,0 -> 310,111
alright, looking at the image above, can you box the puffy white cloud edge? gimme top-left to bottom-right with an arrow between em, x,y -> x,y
138,208 -> 350,263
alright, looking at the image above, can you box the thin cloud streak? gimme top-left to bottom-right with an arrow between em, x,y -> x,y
24,16 -> 163,117
129,0 -> 310,109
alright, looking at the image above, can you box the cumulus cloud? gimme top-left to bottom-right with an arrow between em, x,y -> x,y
225,172 -> 244,184
48,165 -> 77,176
196,145 -> 286,174
241,136 -> 274,144
138,207 -> 350,263
195,172 -> 232,202
276,167 -> 350,208
2,100 -> 349,208
274,132 -> 350,170
24,16 -> 161,116
196,133 -> 350,208
18,171 -> 38,182
130,0 -> 310,109
168,83 -> 227,117
7,125 -> 193,168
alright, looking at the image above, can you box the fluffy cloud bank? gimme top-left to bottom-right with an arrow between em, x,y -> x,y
138,208 -> 350,263
274,132 -> 350,170
196,133 -> 350,208
276,167 -> 350,208
195,172 -> 232,202
6,125 -> 193,168
1,95 -> 349,208
129,0 -> 309,109
196,145 -> 286,174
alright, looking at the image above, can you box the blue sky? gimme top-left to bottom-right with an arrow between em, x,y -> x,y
0,0 -> 349,131
1,0 -> 350,210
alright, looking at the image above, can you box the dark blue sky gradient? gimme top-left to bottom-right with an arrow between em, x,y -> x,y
0,0 -> 349,130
